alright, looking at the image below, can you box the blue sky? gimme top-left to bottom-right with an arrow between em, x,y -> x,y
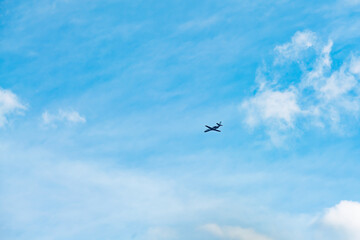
1,0 -> 360,239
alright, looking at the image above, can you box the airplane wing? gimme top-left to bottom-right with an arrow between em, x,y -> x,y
205,125 -> 212,129
204,129 -> 211,132
214,129 -> 221,132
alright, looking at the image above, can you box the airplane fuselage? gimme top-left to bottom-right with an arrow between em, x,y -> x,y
204,122 -> 222,132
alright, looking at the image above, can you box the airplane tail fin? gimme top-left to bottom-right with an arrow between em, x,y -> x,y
217,121 -> 222,126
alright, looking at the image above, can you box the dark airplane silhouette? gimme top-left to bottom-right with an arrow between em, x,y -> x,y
204,121 -> 222,132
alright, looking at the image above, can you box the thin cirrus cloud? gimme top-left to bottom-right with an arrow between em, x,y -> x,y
178,15 -> 219,32
200,223 -> 272,240
240,30 -> 360,145
343,0 -> 360,5
42,109 -> 86,125
0,88 -> 26,127
0,155 -> 217,240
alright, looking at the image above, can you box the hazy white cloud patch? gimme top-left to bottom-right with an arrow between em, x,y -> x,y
0,155 -> 217,240
316,201 -> 360,240
0,88 -> 26,127
145,227 -> 178,240
201,223 -> 272,240
42,109 -> 86,126
241,30 -> 360,145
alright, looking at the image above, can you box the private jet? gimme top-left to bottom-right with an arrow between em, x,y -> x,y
204,121 -> 222,133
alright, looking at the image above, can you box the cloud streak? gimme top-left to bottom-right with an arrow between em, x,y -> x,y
42,109 -> 86,125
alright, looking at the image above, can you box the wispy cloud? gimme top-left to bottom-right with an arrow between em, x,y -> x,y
178,16 -> 219,32
341,0 -> 360,6
0,88 -> 26,127
42,109 -> 86,125
201,223 -> 272,240
240,30 -> 360,145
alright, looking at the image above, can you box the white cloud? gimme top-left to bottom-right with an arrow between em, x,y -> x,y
275,30 -> 318,63
201,223 -> 272,240
321,201 -> 360,240
42,109 -> 86,125
241,30 -> 360,144
0,88 -> 26,127
241,89 -> 301,129
320,69 -> 357,100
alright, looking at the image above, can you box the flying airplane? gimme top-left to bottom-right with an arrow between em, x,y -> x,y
204,121 -> 223,132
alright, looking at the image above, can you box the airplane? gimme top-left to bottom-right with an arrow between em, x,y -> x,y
204,121 -> 222,132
